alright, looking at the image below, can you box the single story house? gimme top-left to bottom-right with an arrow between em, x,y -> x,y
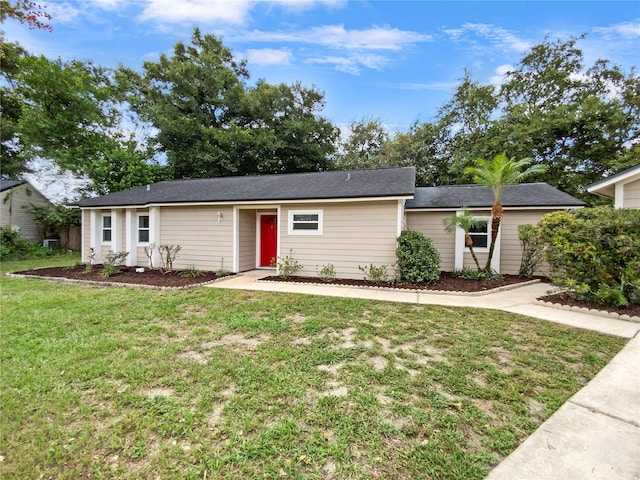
77,167 -> 584,278
1,179 -> 53,242
586,164 -> 640,209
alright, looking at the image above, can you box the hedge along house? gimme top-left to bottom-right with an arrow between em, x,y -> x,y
77,168 -> 415,279
405,183 -> 585,274
77,167 -> 584,278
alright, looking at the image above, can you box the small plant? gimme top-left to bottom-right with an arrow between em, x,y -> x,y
452,268 -> 502,280
84,248 -> 98,273
277,250 -> 303,279
104,250 -> 129,267
144,243 -> 156,269
158,245 -> 181,273
216,268 -> 231,277
100,264 -> 121,277
180,265 -> 203,278
316,263 -> 336,282
358,264 -> 389,283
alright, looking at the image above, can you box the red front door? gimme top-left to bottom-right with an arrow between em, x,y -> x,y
260,214 -> 278,267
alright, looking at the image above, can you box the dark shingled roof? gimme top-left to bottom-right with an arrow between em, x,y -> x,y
406,183 -> 585,209
1,179 -> 25,192
78,167 -> 417,207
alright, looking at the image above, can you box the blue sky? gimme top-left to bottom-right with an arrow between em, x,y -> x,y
4,0 -> 639,135
4,0 -> 638,200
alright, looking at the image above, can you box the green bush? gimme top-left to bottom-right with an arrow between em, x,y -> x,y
358,264 -> 389,283
0,227 -> 58,261
538,207 -> 640,306
396,230 -> 440,283
277,250 -> 303,279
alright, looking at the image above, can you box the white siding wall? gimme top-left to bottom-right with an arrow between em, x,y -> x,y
280,200 -> 399,280
160,205 -> 233,271
0,183 -> 51,241
623,179 -> 640,208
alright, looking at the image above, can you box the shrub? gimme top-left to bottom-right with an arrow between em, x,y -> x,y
100,264 -> 121,277
158,245 -> 181,273
358,264 -> 389,283
316,263 -> 336,282
277,250 -> 303,279
396,230 -> 440,283
538,207 -> 640,306
517,224 -> 545,277
0,227 -> 58,261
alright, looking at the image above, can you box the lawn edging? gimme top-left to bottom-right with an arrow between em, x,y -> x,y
533,298 -> 640,323
5,271 -> 240,291
256,277 -> 541,296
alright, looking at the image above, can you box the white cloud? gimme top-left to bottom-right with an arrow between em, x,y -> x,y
42,2 -> 80,23
595,19 -> 640,38
445,23 -> 531,53
245,48 -> 293,66
139,0 -> 254,25
268,0 -> 346,11
489,64 -> 514,86
88,0 -> 127,9
306,53 -> 387,75
241,24 -> 431,51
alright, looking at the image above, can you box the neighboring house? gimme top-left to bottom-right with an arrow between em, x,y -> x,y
586,164 -> 640,209
1,179 -> 52,242
77,167 -> 584,278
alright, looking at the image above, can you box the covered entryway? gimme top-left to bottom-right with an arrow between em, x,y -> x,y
259,214 -> 278,267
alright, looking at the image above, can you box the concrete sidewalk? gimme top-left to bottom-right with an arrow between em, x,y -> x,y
211,271 -> 640,479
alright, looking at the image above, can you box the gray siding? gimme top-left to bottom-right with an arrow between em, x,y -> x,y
405,211 -> 455,272
238,209 -> 257,271
0,182 -> 51,241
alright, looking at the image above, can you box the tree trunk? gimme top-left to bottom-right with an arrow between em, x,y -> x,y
465,233 -> 481,270
484,201 -> 502,272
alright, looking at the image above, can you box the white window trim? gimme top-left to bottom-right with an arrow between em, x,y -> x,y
137,213 -> 150,245
101,214 -> 112,245
465,215 -> 491,253
288,209 -> 323,235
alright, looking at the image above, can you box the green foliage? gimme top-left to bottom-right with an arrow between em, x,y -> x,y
538,207 -> 640,306
100,264 -> 121,278
180,265 -> 203,278
28,203 -> 80,243
277,250 -> 303,279
358,263 -> 389,283
0,227 -> 61,261
452,268 -> 501,281
517,224 -> 545,277
316,263 -> 336,282
396,230 -> 440,283
124,28 -> 337,179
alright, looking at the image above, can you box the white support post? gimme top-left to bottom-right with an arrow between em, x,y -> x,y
111,209 -> 122,254
490,224 -> 501,274
125,209 -> 137,266
454,211 -> 464,271
614,183 -> 624,209
90,210 -> 101,263
232,206 -> 239,273
149,207 -> 161,268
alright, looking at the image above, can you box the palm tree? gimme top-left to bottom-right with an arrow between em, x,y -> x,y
465,153 -> 548,272
443,209 -> 487,271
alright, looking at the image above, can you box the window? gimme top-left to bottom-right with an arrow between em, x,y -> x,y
138,215 -> 150,243
467,218 -> 489,250
102,215 -> 112,243
288,210 -> 323,235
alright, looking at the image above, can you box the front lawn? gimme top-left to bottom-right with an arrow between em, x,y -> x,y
0,258 -> 626,479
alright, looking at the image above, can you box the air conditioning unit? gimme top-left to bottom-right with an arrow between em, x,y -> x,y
43,239 -> 60,248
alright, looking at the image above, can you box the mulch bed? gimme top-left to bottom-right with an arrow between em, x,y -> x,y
12,265 -> 225,288
261,272 -> 544,293
538,291 -> 640,318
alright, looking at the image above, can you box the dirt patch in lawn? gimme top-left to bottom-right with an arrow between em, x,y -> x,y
11,264 -> 228,288
261,272 -> 543,293
538,291 -> 640,318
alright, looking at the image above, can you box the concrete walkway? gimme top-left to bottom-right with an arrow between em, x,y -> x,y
210,271 -> 640,479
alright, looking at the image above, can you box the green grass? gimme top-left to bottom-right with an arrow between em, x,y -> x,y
0,257 -> 626,479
